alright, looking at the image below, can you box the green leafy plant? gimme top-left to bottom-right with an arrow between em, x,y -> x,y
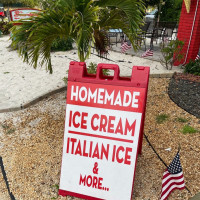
1,123 -> 15,134
87,62 -> 110,75
10,0 -> 145,73
156,114 -> 169,124
176,117 -> 188,123
51,184 -> 59,199
0,22 -> 13,35
51,37 -> 73,52
63,62 -> 110,84
184,59 -> 200,76
181,125 -> 198,134
160,39 -> 184,70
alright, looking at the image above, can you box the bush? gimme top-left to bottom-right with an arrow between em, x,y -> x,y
0,22 -> 13,35
51,37 -> 73,51
160,39 -> 184,70
184,59 -> 200,76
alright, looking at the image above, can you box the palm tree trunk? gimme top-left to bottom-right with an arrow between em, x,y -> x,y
79,51 -> 85,62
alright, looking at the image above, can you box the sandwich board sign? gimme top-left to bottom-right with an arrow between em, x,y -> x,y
59,62 -> 150,200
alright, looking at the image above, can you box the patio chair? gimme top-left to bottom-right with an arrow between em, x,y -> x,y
146,21 -> 177,49
162,22 -> 177,42
137,21 -> 151,50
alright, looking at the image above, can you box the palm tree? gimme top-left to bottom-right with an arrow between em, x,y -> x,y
11,0 -> 145,73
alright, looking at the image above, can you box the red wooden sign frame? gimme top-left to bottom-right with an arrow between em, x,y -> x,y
59,62 -> 150,200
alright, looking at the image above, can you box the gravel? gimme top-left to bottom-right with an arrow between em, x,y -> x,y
0,78 -> 199,200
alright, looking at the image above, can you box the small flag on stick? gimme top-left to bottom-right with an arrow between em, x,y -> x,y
141,49 -> 153,57
121,41 -> 131,53
160,152 -> 185,200
195,54 -> 200,61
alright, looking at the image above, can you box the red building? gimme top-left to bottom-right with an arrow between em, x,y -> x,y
174,0 -> 200,65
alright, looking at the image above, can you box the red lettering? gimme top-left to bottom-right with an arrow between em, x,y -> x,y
116,146 -> 125,163
98,177 -> 103,189
89,141 -> 93,157
91,114 -> 99,131
79,174 -> 86,185
81,112 -> 88,129
92,143 -> 100,159
73,111 -> 80,128
70,138 -> 77,154
112,145 -> 116,162
99,115 -> 107,132
125,119 -> 136,136
124,147 -> 132,165
83,140 -> 88,157
100,144 -> 109,160
69,110 -> 72,127
115,118 -> 123,135
66,137 -> 70,153
107,116 -> 115,133
75,140 -> 82,156
92,176 -> 98,188
86,175 -> 92,187
79,174 -> 104,189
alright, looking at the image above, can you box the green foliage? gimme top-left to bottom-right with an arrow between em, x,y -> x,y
181,125 -> 198,134
51,37 -> 73,52
1,123 -> 15,134
0,22 -> 13,35
184,59 -> 200,76
156,114 -> 169,124
87,62 -> 110,75
160,0 -> 182,22
10,0 -> 145,73
176,117 -> 188,123
51,184 -> 59,199
160,39 -> 184,70
62,62 -> 110,84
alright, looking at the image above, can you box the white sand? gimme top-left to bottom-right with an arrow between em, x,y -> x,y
0,35 -> 183,111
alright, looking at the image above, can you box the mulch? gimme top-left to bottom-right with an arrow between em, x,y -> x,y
0,77 -> 199,200
168,73 -> 200,118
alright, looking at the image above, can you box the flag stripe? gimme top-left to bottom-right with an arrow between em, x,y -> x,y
195,54 -> 200,60
141,49 -> 153,57
162,172 -> 183,184
160,184 -> 185,200
160,152 -> 185,200
121,42 -> 131,53
162,178 -> 185,193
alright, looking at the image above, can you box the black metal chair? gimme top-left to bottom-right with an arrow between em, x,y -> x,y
137,21 -> 151,50
146,21 -> 177,49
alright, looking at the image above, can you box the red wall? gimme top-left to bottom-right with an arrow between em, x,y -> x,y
174,0 -> 200,65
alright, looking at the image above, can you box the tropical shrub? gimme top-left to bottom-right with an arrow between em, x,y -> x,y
0,22 -> 13,35
51,37 -> 73,51
10,0 -> 145,73
160,39 -> 184,70
184,59 -> 200,76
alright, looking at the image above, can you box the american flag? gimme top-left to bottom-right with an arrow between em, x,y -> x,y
160,152 -> 185,200
121,41 -> 131,53
141,49 -> 153,57
195,54 -> 200,60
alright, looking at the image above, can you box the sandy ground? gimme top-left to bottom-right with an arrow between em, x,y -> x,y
0,35 -> 183,112
0,78 -> 199,200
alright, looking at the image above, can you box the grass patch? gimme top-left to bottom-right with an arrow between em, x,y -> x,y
181,125 -> 198,134
1,123 -> 15,134
176,117 -> 188,123
156,114 -> 169,124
